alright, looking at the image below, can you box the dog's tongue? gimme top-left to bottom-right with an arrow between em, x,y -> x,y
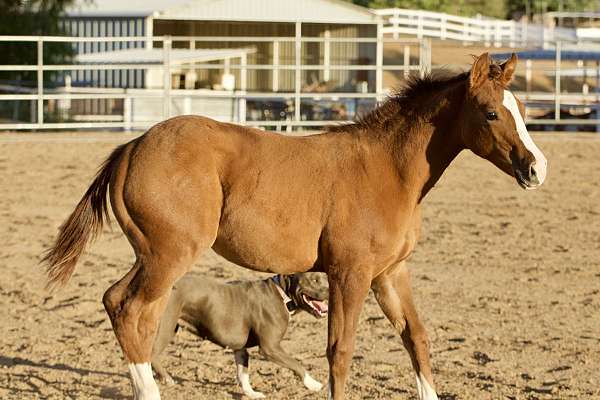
311,300 -> 328,313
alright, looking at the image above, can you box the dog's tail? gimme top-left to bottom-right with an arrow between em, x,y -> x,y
41,141 -> 130,290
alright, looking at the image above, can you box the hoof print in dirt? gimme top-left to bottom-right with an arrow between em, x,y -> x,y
472,351 -> 495,366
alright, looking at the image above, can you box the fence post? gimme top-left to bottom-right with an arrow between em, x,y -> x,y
37,37 -> 44,127
541,22 -> 547,49
419,38 -> 431,78
392,9 -> 399,40
484,22 -> 491,47
441,15 -> 447,40
376,21 -> 383,100
124,95 -> 132,131
596,60 -> 600,133
509,22 -> 516,48
521,19 -> 528,47
294,21 -> 302,125
324,30 -> 331,82
525,59 -> 532,93
555,41 -> 561,121
239,52 -> 247,124
403,45 -> 410,79
163,36 -> 171,120
272,40 -> 279,92
494,21 -> 501,47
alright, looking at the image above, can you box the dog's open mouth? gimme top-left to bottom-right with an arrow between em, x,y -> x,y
302,294 -> 328,318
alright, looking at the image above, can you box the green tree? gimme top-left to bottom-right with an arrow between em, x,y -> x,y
358,0 -> 508,18
507,0 -> 599,19
347,0 -> 599,19
0,0 -> 76,84
0,0 -> 77,122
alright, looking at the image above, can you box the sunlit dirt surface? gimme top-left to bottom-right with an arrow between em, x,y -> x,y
1,131 -> 598,399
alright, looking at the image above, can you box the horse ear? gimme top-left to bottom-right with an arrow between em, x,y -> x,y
500,53 -> 517,86
470,53 -> 490,90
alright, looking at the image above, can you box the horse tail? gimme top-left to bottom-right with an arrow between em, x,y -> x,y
42,141 -> 131,290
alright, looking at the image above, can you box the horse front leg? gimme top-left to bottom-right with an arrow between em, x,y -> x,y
326,267 -> 371,400
371,261 -> 438,400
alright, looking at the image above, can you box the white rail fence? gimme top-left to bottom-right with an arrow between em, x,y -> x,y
373,8 -> 579,48
1,36 -> 599,131
0,35 -> 432,131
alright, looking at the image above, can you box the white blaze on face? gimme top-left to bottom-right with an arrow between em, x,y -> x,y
502,90 -> 547,187
415,372 -> 439,400
128,363 -> 161,400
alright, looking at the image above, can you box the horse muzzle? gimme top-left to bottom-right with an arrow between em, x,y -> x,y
512,159 -> 546,190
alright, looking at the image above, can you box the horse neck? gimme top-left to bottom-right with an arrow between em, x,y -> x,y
386,81 -> 466,202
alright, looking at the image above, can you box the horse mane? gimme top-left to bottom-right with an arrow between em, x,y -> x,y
326,69 -> 471,134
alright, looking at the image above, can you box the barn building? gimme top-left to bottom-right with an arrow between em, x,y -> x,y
63,0 -> 381,93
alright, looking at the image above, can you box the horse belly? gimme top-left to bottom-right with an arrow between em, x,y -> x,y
212,211 -> 321,274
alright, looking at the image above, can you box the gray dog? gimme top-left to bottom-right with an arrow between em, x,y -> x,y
151,272 -> 329,399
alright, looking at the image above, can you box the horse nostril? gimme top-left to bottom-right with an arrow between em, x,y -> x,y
529,164 -> 537,179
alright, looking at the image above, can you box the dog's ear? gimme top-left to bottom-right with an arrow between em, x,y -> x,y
281,274 -> 294,292
289,273 -> 299,287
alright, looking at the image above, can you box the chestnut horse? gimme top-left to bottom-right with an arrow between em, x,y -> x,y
43,53 -> 546,400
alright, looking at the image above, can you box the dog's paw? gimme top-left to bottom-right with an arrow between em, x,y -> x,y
244,390 -> 266,399
303,373 -> 323,391
162,375 -> 176,386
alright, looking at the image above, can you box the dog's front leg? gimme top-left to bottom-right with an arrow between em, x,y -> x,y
234,349 -> 265,399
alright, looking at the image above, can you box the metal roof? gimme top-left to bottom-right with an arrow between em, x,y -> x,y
492,50 -> 600,61
66,0 -> 378,23
66,0 -> 189,17
75,48 -> 253,64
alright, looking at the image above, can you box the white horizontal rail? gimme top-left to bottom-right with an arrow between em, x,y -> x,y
0,64 -> 421,72
0,35 -> 419,44
0,92 -> 392,101
374,8 -> 593,47
2,35 -> 596,131
3,90 -> 597,102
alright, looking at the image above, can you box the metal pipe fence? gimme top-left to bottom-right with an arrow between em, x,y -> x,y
372,8 -> 583,48
1,35 -> 599,132
0,34 -> 431,131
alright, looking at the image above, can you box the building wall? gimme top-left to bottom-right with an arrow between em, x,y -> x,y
153,20 -> 376,92
61,16 -> 147,88
59,17 -> 377,92
302,23 -> 377,93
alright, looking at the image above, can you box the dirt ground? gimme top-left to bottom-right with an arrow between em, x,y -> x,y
1,131 -> 599,400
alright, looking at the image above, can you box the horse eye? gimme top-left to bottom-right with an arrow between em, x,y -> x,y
486,111 -> 498,121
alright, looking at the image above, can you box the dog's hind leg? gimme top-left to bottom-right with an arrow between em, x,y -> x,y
371,261 -> 438,400
234,349 -> 265,399
151,295 -> 183,386
151,359 -> 174,386
259,344 -> 322,392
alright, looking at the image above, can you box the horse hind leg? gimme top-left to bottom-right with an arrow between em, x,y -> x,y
371,262 -> 438,400
103,248 -> 200,399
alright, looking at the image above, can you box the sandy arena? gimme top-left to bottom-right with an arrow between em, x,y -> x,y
0,131 -> 599,399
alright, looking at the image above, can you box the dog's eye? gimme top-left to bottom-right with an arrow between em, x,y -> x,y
486,111 -> 498,121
